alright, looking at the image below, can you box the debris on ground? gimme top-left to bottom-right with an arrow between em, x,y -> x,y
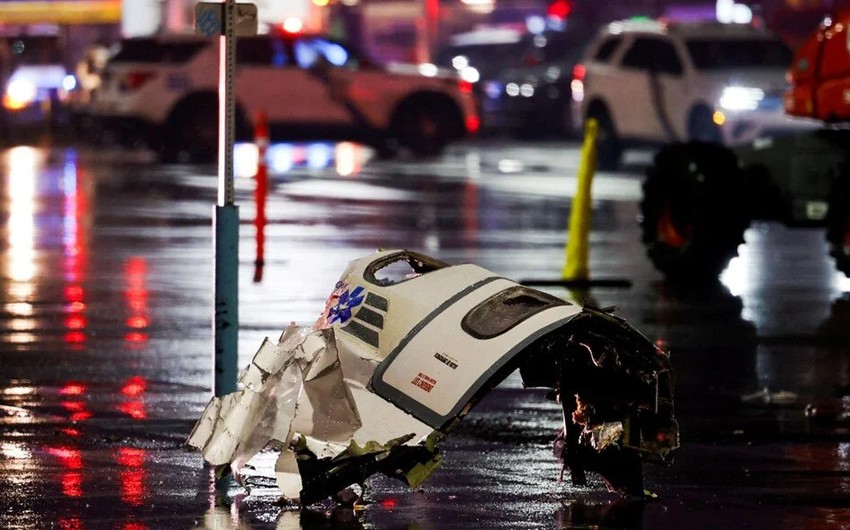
187,250 -> 679,505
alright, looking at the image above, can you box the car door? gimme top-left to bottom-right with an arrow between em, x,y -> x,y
614,36 -> 686,142
289,36 -> 361,126
235,36 -> 353,129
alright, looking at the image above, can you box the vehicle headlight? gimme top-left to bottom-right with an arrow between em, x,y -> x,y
62,74 -> 77,92
719,86 -> 765,111
460,66 -> 480,84
3,79 -> 38,111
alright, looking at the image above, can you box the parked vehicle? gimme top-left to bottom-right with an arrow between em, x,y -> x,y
480,29 -> 591,139
784,9 -> 850,123
436,27 -> 527,133
435,27 -> 529,87
1,30 -> 73,134
85,31 -> 479,162
638,14 -> 850,282
575,18 -> 817,170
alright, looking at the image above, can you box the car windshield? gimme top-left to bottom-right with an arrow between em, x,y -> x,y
293,37 -> 353,68
437,42 -> 526,76
685,38 -> 792,69
519,32 -> 589,66
110,38 -> 208,64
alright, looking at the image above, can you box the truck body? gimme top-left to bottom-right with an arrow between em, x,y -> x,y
639,13 -> 850,281
785,10 -> 850,122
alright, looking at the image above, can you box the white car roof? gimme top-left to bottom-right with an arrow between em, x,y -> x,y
449,27 -> 524,47
602,19 -> 778,40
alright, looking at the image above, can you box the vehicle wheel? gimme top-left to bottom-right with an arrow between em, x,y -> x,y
687,106 -> 722,143
826,174 -> 850,277
159,95 -> 219,163
640,142 -> 749,282
588,106 -> 622,171
393,98 -> 458,158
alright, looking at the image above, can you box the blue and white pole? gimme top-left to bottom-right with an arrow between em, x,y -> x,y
214,0 -> 239,396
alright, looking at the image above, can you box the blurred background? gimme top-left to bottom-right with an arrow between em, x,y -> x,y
0,0 -> 847,147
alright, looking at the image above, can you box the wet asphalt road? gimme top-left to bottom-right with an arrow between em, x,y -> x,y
0,139 -> 849,529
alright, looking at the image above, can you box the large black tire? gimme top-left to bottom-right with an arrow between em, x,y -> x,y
687,105 -> 723,143
826,174 -> 850,277
588,105 -> 622,171
640,142 -> 749,282
393,97 -> 461,158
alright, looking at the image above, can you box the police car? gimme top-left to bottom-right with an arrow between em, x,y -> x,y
1,30 -> 74,133
86,32 -> 479,162
573,18 -> 818,169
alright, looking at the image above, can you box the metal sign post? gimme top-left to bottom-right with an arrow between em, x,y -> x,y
195,0 -> 257,396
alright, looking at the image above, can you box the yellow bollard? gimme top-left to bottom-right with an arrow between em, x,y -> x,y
561,118 -> 598,282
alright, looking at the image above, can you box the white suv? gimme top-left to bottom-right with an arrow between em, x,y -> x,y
86,32 -> 479,162
573,19 -> 817,169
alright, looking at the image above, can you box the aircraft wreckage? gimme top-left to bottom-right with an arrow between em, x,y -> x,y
188,250 -> 679,504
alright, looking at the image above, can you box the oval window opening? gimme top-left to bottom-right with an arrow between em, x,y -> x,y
365,251 -> 449,286
462,286 -> 568,339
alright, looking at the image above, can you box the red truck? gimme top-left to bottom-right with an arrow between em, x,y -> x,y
785,9 -> 850,122
637,14 -> 850,282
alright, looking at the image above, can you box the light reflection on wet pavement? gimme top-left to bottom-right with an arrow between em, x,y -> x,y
0,141 -> 849,529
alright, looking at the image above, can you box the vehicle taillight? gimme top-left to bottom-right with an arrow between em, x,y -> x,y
572,64 -> 586,82
459,80 -> 473,94
466,115 -> 480,135
121,71 -> 156,91
571,63 -> 586,103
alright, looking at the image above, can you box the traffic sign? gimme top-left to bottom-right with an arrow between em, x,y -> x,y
194,2 -> 258,37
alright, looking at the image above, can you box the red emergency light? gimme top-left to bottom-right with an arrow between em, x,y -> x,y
547,0 -> 572,20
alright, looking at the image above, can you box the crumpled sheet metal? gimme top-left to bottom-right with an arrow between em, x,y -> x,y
187,249 -> 679,504
187,322 -> 434,501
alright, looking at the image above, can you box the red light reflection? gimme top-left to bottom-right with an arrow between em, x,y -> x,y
64,285 -> 84,302
380,498 -> 397,509
60,383 -> 86,396
118,376 -> 147,420
121,376 -> 147,397
65,331 -> 85,344
118,401 -> 146,420
123,523 -> 147,530
126,316 -> 149,329
62,155 -> 89,350
60,382 -> 91,421
125,332 -> 148,343
118,447 -> 145,468
61,401 -> 86,412
48,447 -> 82,469
120,469 -> 146,507
62,472 -> 83,497
65,315 -> 86,329
124,257 -> 149,348
117,447 -> 147,507
59,517 -> 83,530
